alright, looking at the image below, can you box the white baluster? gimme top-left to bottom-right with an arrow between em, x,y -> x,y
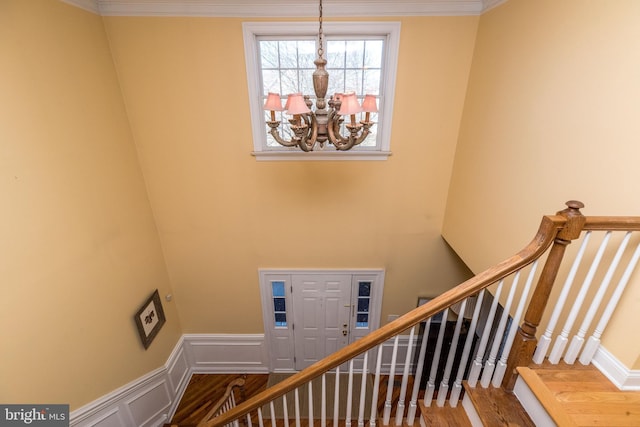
346,359 -> 355,427
321,373 -> 327,427
283,394 -> 289,427
450,291 -> 485,407
407,319 -> 432,424
493,262 -> 537,386
358,352 -> 369,427
533,233 -> 592,364
423,308 -> 449,406
395,326 -> 415,424
382,335 -> 399,424
549,232 -> 612,364
308,382 -> 314,427
481,273 -> 520,388
437,302 -> 466,407
565,232 -> 631,364
369,346 -> 384,427
467,280 -> 504,387
294,388 -> 301,427
257,407 -> 264,427
580,239 -> 640,364
333,367 -> 340,427
246,413 -> 253,427
269,401 -> 276,427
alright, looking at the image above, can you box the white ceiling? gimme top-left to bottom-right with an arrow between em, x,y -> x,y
62,0 -> 507,17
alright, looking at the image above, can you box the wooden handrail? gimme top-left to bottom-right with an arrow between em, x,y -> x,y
205,212 -> 568,427
583,216 -> 640,231
196,377 -> 246,427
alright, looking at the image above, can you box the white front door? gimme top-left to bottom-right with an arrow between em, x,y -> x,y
291,274 -> 352,370
259,269 -> 385,372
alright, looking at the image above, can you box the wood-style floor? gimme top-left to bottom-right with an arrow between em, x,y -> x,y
169,374 -> 414,427
171,363 -> 640,427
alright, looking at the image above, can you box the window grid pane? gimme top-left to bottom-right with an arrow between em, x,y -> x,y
271,281 -> 287,327
356,281 -> 372,327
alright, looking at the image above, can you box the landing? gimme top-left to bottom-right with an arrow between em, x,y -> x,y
517,361 -> 640,426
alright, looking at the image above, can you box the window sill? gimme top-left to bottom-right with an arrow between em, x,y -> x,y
252,150 -> 392,161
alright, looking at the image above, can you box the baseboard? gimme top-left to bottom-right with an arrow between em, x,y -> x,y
592,345 -> 640,391
70,334 -> 268,426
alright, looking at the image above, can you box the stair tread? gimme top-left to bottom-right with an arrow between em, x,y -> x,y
418,400 -> 472,427
518,363 -> 640,426
464,382 -> 535,427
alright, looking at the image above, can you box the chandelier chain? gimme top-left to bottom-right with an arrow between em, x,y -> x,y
318,0 -> 324,59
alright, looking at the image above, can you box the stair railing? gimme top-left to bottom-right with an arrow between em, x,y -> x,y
195,377 -> 246,427
204,201 -> 640,427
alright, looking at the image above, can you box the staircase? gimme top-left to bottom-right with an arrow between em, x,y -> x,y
185,201 -> 640,427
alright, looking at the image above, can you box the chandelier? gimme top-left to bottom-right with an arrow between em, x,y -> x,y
262,0 -> 378,152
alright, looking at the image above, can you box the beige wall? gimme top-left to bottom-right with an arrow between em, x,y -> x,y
0,0 -> 182,409
443,0 -> 640,368
102,15 -> 479,334
1,0 -> 480,408
18,0 -> 640,410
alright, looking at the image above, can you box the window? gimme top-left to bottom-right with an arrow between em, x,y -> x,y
243,22 -> 400,160
356,281 -> 372,328
271,281 -> 287,327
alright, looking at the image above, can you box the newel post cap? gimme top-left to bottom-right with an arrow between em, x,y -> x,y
556,200 -> 586,240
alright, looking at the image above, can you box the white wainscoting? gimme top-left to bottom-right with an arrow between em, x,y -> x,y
184,334 -> 269,374
70,334 -> 268,427
68,333 -> 639,426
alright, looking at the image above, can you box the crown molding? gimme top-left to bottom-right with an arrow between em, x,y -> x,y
60,0 -> 100,14
481,0 -> 508,13
59,0 -> 508,17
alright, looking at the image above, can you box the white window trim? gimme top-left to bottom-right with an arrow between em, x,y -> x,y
243,21 -> 400,161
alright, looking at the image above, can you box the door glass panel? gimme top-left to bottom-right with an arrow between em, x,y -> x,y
356,281 -> 372,327
271,281 -> 287,327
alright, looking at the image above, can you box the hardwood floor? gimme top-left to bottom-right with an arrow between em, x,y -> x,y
170,374 -> 269,426
171,364 -> 640,427
169,373 -> 414,426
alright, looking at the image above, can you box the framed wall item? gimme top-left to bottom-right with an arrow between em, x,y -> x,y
134,289 -> 166,349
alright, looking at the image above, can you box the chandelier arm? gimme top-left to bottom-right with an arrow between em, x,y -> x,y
327,110 -> 349,147
350,122 -> 373,147
296,114 -> 318,152
334,136 -> 357,151
267,123 -> 300,147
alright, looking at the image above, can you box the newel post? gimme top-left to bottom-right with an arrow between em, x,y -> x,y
502,200 -> 586,390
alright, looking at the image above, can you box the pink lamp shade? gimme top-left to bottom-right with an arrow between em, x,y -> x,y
285,93 -> 311,115
361,94 -> 378,113
284,93 -> 299,111
263,92 -> 284,111
337,92 -> 362,115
